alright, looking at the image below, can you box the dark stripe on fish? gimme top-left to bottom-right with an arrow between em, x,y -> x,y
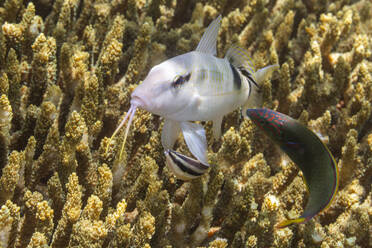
170,150 -> 209,170
184,72 -> 191,82
167,150 -> 204,176
230,63 -> 242,89
239,67 -> 260,96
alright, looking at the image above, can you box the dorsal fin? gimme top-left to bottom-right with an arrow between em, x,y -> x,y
225,45 -> 279,117
225,44 -> 255,74
195,15 -> 222,56
225,44 -> 260,111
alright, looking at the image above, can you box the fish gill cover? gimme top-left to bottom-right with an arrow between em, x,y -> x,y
0,0 -> 371,247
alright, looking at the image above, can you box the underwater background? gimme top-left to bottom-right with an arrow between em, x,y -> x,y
0,0 -> 371,247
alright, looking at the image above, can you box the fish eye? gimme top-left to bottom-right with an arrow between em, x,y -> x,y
171,73 -> 191,89
172,75 -> 184,88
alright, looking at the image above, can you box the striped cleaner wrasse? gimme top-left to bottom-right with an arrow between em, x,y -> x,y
164,149 -> 209,181
246,108 -> 339,228
106,16 -> 278,178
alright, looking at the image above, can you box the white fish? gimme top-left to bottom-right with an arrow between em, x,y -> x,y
108,15 -> 278,174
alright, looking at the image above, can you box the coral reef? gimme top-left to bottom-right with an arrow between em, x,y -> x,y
0,0 -> 371,247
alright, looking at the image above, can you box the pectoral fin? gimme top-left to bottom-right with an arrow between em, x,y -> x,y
161,119 -> 181,150
180,122 -> 208,164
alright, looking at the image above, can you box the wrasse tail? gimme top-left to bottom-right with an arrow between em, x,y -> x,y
276,217 -> 307,229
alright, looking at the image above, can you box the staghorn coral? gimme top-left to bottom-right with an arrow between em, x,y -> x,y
0,151 -> 21,205
0,0 -> 371,247
0,200 -> 20,248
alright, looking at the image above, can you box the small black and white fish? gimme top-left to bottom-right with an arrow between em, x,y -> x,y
164,149 -> 210,181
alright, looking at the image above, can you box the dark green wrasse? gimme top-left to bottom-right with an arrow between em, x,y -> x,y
246,108 -> 339,228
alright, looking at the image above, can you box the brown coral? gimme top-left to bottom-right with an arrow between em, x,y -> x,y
0,0 -> 371,247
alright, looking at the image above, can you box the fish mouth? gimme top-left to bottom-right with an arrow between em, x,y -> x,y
130,95 -> 146,109
131,93 -> 161,115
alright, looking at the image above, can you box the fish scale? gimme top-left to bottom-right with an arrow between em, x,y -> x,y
173,52 -> 241,97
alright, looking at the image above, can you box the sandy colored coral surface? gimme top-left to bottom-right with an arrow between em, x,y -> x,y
0,0 -> 371,247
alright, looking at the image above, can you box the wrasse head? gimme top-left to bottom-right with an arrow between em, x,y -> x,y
246,108 -> 287,141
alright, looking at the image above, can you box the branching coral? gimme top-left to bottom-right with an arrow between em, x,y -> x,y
0,0 -> 371,247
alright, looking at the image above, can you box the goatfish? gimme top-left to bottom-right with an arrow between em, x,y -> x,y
107,15 -> 278,178
246,108 -> 339,228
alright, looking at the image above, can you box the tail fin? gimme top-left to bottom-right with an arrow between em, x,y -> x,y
254,64 -> 279,84
276,217 -> 306,229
